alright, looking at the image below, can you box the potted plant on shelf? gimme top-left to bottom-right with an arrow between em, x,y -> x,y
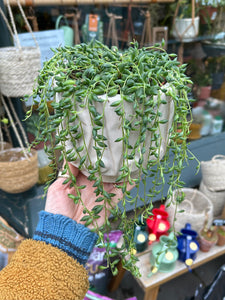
198,219 -> 218,252
25,40 -> 192,276
192,71 -> 212,100
217,226 -> 225,246
172,0 -> 200,42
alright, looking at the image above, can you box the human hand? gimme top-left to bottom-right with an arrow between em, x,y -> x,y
45,163 -> 134,228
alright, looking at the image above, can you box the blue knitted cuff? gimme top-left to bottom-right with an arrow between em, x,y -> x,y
33,211 -> 98,265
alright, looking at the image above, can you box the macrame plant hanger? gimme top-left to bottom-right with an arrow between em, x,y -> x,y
121,2 -> 134,49
140,10 -> 152,48
65,9 -> 81,45
0,93 -> 29,159
173,0 -> 196,64
26,7 -> 39,32
106,9 -> 122,48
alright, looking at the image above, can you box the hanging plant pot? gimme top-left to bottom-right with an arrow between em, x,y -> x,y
57,89 -> 174,182
0,2 -> 41,97
172,16 -> 200,42
0,148 -> 38,194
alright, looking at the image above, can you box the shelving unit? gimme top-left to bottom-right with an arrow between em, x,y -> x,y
4,0 -> 175,5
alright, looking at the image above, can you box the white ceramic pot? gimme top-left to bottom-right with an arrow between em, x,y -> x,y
172,16 -> 199,42
57,85 -> 174,182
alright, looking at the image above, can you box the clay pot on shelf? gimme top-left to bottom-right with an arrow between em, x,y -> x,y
198,86 -> 212,100
217,226 -> 225,246
198,226 -> 218,252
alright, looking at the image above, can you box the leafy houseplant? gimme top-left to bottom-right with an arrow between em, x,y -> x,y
26,40 -> 192,277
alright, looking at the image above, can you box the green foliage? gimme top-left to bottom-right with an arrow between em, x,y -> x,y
25,40 -> 192,277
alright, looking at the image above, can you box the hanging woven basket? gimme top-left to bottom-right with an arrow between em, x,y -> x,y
201,155 -> 225,192
199,180 -> 225,217
0,94 -> 39,193
0,0 -> 41,97
0,148 -> 38,194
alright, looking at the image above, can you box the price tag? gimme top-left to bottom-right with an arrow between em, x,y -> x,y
89,15 -> 98,32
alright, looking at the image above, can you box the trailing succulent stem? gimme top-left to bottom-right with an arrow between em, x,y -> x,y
26,40 -> 192,277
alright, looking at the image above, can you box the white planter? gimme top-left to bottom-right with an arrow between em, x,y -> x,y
57,85 -> 174,182
172,16 -> 199,42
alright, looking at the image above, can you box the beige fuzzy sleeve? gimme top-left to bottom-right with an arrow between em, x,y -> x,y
0,239 -> 89,300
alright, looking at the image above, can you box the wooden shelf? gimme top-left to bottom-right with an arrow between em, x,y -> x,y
135,243 -> 225,300
4,0 -> 175,6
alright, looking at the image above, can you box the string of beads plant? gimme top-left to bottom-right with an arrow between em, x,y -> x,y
25,40 -> 194,277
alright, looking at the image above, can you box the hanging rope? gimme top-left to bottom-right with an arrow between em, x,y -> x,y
26,7 -> 39,32
65,10 -> 81,45
121,3 -> 134,49
0,94 -> 29,159
140,10 -> 152,48
106,9 -> 122,48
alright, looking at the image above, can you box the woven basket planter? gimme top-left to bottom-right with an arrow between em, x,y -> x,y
201,155 -> 225,190
0,0 -> 41,97
0,148 -> 38,194
201,155 -> 225,192
199,180 -> 225,217
0,47 -> 40,98
165,188 -> 214,234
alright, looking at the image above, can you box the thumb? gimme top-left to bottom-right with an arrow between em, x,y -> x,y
67,162 -> 79,177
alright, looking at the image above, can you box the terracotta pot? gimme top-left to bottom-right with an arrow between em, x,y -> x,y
198,230 -> 218,252
198,86 -> 211,100
199,6 -> 217,25
217,226 -> 225,246
27,132 -> 47,150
